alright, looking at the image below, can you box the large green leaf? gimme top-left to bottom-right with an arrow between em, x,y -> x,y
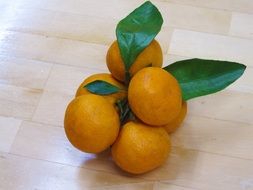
84,80 -> 120,95
116,1 -> 163,75
163,59 -> 246,100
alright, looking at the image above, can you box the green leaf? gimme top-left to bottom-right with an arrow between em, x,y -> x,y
116,99 -> 135,125
116,1 -> 163,73
116,99 -> 127,120
163,58 -> 246,100
84,80 -> 120,95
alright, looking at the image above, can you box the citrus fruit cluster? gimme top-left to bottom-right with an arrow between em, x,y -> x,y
64,1 -> 245,175
64,39 -> 187,174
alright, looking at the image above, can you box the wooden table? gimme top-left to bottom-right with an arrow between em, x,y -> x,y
0,0 -> 253,189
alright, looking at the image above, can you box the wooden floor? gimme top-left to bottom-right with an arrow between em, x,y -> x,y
0,0 -> 253,189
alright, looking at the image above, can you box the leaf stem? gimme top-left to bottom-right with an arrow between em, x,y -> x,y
125,71 -> 131,86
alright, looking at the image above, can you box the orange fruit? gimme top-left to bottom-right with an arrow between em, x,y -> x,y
164,101 -> 187,133
64,94 -> 120,153
128,67 -> 182,126
106,40 -> 163,82
111,121 -> 171,174
75,73 -> 126,105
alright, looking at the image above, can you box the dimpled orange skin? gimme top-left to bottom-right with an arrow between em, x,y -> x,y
64,94 -> 120,153
128,67 -> 182,126
164,101 -> 187,133
111,121 -> 171,174
106,40 -> 163,82
75,73 -> 126,105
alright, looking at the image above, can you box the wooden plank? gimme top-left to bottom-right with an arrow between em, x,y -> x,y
188,90 -> 253,125
0,56 -> 52,89
0,8 -> 118,46
32,90 -> 73,127
169,29 -> 253,66
143,147 -> 253,190
0,31 -> 108,70
162,0 -> 253,14
1,1 -> 231,35
0,84 -> 42,119
172,115 -> 253,159
156,1 -> 231,34
0,153 -> 144,190
154,183 -> 196,190
10,120 -> 115,173
0,116 -> 21,153
230,13 -> 253,39
0,7 -> 193,53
